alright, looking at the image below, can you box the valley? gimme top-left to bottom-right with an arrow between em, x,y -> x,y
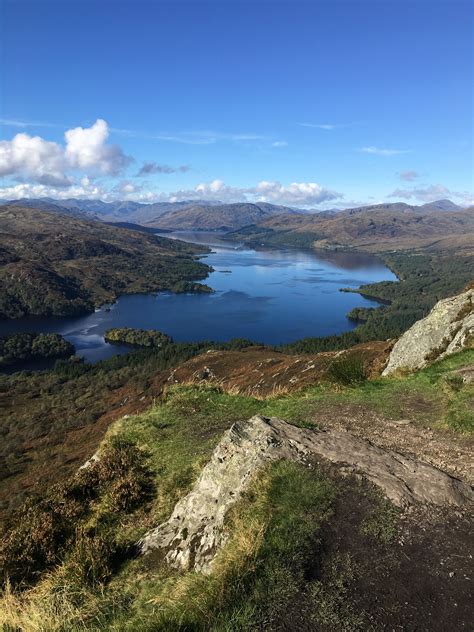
0,230 -> 397,362
2,1 -> 472,629
0,200 -> 472,631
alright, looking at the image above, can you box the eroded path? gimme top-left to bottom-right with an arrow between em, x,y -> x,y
139,415 -> 473,573
168,347 -> 474,485
311,404 -> 473,483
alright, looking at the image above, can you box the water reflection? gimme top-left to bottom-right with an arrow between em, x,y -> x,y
0,232 -> 397,363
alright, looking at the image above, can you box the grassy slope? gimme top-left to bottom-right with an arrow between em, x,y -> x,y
0,350 -> 472,630
0,340 -> 275,517
0,206 -> 212,319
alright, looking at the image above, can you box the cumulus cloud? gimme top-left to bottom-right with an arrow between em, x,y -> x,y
398,170 -> 419,181
360,146 -> 409,156
252,181 -> 339,205
0,133 -> 70,186
0,179 -> 159,203
0,180 -> 109,201
136,162 -> 190,176
169,179 -> 342,207
64,119 -> 131,174
0,119 -> 131,186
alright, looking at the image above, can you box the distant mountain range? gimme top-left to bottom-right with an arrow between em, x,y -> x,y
227,203 -> 474,254
0,197 -> 466,232
145,202 -> 303,231
0,197 -> 223,223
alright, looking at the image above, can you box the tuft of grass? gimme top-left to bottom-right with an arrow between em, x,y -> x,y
64,528 -> 120,588
327,353 -> 368,386
360,499 -> 399,544
309,552 -> 365,630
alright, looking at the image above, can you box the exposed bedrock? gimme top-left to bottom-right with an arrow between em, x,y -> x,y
138,415 -> 473,573
383,288 -> 473,376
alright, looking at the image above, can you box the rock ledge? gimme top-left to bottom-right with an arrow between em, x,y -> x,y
138,415 -> 473,573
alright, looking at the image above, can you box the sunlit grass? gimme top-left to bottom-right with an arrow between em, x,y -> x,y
1,350 -> 472,630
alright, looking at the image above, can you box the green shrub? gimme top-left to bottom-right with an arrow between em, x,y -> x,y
95,437 -> 154,512
444,373 -> 465,392
0,499 -> 71,587
0,438 -> 152,588
327,354 -> 367,385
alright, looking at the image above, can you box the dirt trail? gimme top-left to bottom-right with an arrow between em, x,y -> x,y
139,415 -> 473,573
311,404 -> 473,483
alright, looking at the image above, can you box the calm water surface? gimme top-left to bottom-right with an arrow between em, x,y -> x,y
0,232 -> 397,364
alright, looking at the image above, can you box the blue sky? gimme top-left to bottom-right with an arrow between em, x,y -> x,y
0,0 -> 472,207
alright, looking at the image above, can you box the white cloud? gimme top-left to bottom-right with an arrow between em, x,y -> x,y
272,141 -> 288,147
252,181 -> 339,205
0,181 -> 108,201
0,180 -> 166,203
360,146 -> 409,156
300,123 -> 337,130
0,119 -> 131,186
388,184 -> 473,205
169,179 -> 342,207
0,132 -> 70,186
195,179 -> 229,195
64,119 -> 131,174
114,180 -> 139,195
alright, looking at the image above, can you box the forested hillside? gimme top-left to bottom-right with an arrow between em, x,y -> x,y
0,206 -> 212,320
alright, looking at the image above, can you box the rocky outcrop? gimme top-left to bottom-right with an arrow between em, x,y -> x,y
138,415 -> 473,573
383,288 -> 473,376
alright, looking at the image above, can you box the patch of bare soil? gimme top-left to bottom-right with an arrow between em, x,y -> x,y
274,468 -> 473,632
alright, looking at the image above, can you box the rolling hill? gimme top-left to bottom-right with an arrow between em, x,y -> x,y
146,202 -> 303,231
0,198 -> 95,219
0,205 -> 211,320
226,205 -> 474,254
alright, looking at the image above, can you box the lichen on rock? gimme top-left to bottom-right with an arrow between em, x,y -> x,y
383,288 -> 473,376
138,415 -> 473,573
